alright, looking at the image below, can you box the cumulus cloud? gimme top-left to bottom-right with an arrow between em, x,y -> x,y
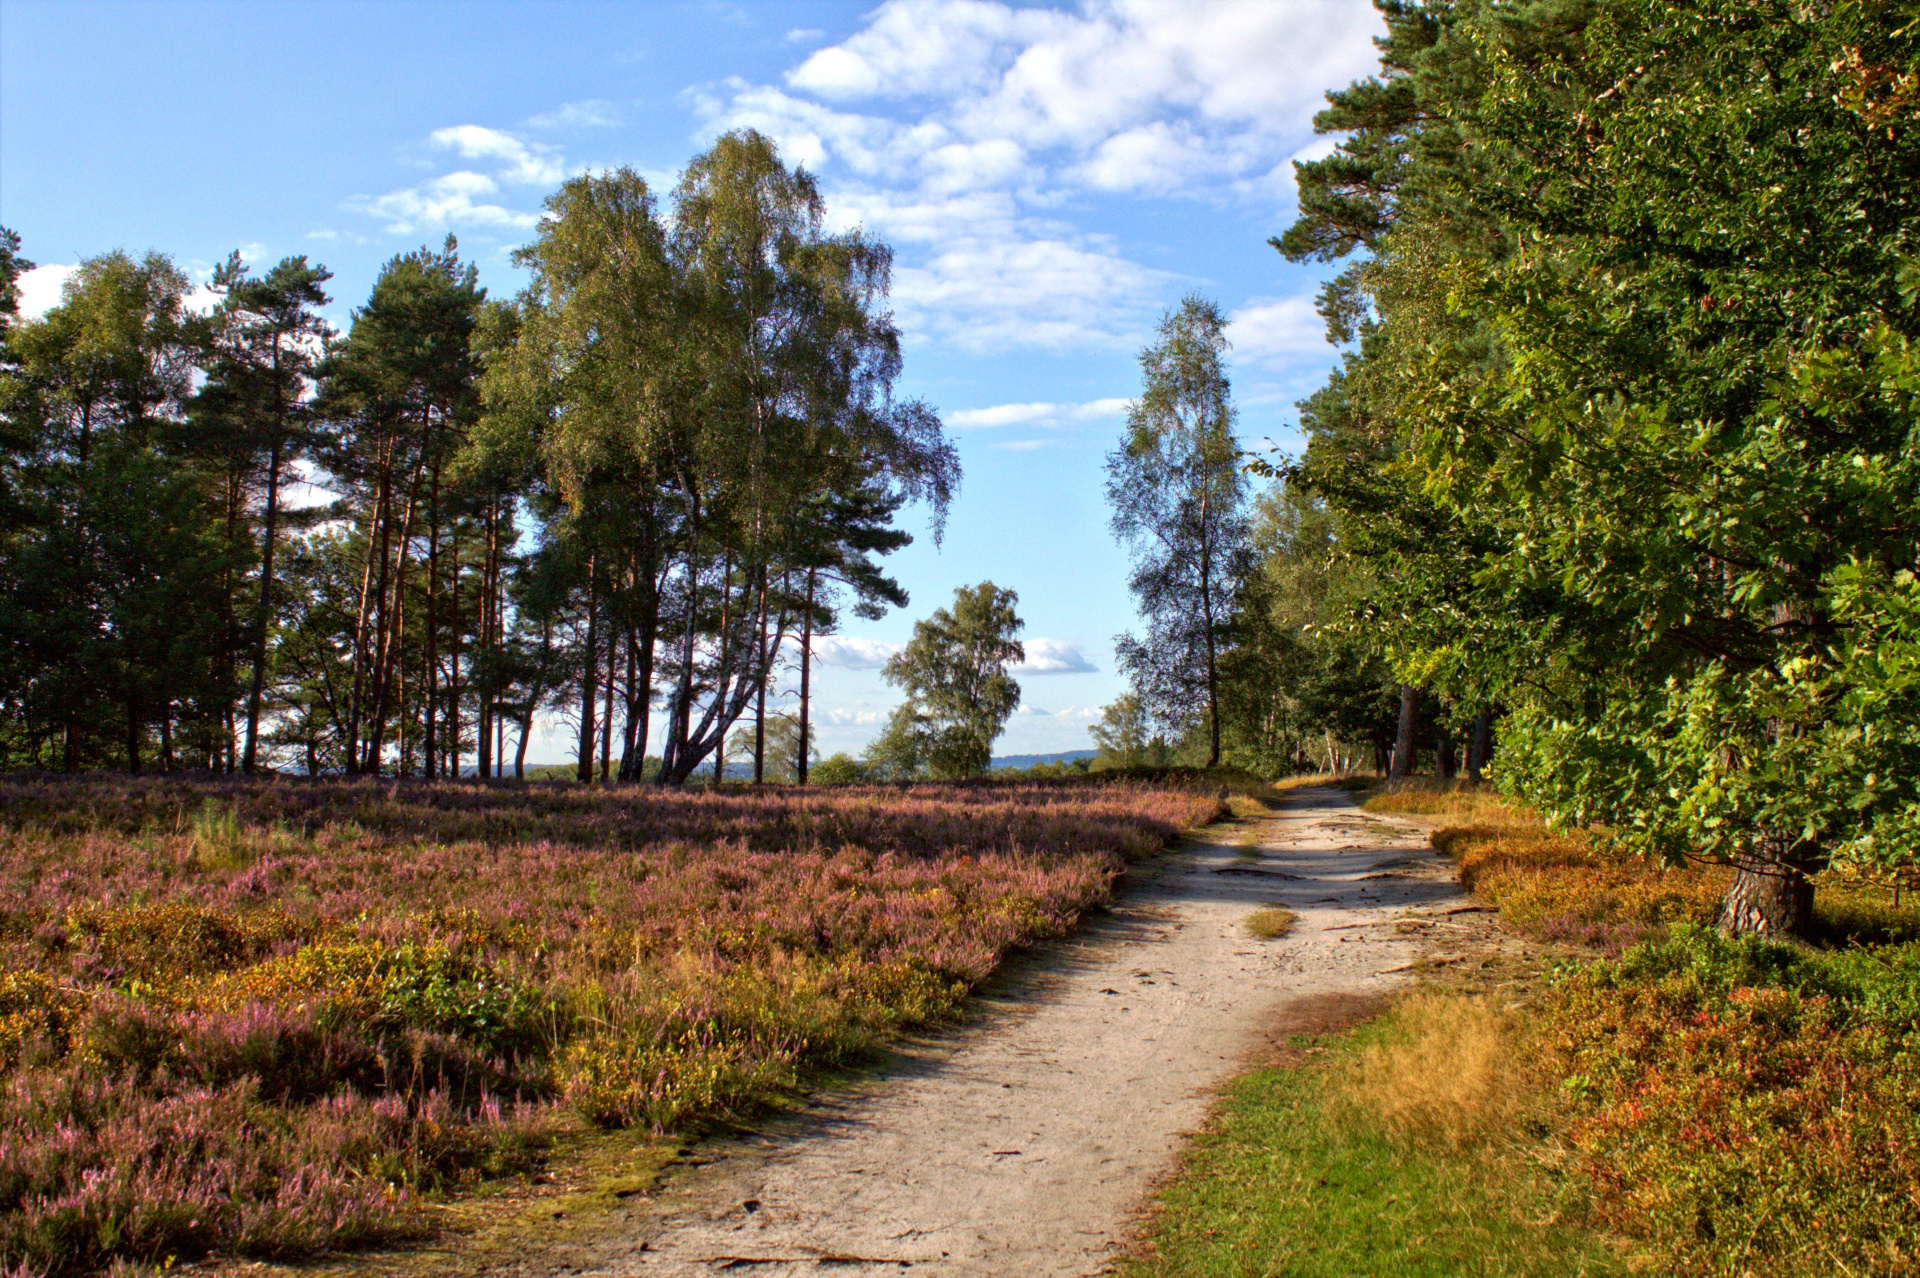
1227,293 -> 1330,368
775,0 -> 1379,187
1016,638 -> 1097,674
698,0 -> 1382,355
821,707 -> 884,726
17,264 -> 77,319
811,635 -> 904,670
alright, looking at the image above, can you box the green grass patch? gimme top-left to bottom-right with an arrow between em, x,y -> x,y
1244,907 -> 1296,940
1126,999 -> 1625,1278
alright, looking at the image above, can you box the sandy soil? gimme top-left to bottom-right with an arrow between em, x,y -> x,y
482,785 -> 1467,1278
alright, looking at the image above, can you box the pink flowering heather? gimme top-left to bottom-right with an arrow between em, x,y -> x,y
0,775 -> 1222,1275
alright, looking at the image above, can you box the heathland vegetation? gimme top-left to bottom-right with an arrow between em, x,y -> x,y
0,773 -> 1221,1274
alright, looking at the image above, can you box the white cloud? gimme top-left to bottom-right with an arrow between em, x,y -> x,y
1016,638 -> 1097,674
429,125 -> 568,185
699,0 -> 1383,356
352,171 -> 542,236
349,123 -> 581,237
1227,293 -> 1329,368
786,27 -> 828,44
812,635 -> 904,669
17,263 -> 76,319
527,100 -> 622,130
778,0 -> 1379,184
894,234 -> 1174,351
821,707 -> 885,726
947,396 -> 1129,429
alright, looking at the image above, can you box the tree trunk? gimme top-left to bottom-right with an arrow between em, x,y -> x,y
798,569 -> 814,786
599,625 -> 616,783
1465,711 -> 1492,783
241,435 -> 284,773
577,554 -> 599,784
753,571 -> 768,785
1389,684 -> 1417,779
1718,838 -> 1816,938
449,526 -> 463,779
124,692 -> 142,775
1436,733 -> 1455,780
424,464 -> 440,780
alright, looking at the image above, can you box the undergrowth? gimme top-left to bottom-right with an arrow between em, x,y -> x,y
1126,994 -> 1624,1277
0,775 -> 1224,1277
1356,780 -> 1920,1276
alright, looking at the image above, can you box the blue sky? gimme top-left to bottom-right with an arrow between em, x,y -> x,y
2,0 -> 1381,761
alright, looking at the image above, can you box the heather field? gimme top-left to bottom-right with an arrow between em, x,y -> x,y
0,775 -> 1222,1277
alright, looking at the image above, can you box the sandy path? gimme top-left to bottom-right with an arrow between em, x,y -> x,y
491,785 -> 1465,1278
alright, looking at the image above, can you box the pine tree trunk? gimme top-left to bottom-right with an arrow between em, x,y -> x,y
577,554 -> 599,784
797,569 -> 814,786
1389,684 -> 1417,779
242,436 -> 284,774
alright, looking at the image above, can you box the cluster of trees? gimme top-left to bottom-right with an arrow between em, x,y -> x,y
0,130 -> 958,785
1100,299 -> 1404,779
1100,0 -> 1918,934
1252,0 -> 1917,935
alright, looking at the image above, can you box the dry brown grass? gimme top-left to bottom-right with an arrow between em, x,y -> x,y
1245,906 -> 1297,939
1367,782 -> 1725,951
1330,992 -> 1534,1151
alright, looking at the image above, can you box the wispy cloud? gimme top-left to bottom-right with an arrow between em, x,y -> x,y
946,397 -> 1129,429
350,124 -> 577,236
527,100 -> 623,130
1227,293 -> 1330,368
429,125 -> 568,185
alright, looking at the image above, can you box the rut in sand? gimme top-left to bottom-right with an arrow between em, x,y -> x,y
490,785 -> 1467,1278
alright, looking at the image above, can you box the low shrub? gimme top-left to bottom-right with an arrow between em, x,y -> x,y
0,775 -> 1219,1274
1542,926 -> 1920,1277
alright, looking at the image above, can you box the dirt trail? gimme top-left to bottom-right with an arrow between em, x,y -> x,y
492,785 -> 1466,1278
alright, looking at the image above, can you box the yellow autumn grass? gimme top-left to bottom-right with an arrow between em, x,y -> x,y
1329,991 -> 1533,1151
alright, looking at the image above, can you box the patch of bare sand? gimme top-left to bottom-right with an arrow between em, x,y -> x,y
466,786 -> 1466,1278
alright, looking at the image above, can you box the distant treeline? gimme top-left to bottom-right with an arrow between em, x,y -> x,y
0,130 -> 957,785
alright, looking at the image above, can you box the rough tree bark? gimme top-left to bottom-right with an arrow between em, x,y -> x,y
1389,684 -> 1418,780
1718,834 -> 1817,938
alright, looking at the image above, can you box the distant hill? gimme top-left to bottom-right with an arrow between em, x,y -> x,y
990,749 -> 1097,771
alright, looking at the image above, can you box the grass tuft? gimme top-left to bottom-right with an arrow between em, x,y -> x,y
1244,906 -> 1297,940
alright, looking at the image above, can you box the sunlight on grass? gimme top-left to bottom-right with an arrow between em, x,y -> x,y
1125,997 -> 1625,1278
